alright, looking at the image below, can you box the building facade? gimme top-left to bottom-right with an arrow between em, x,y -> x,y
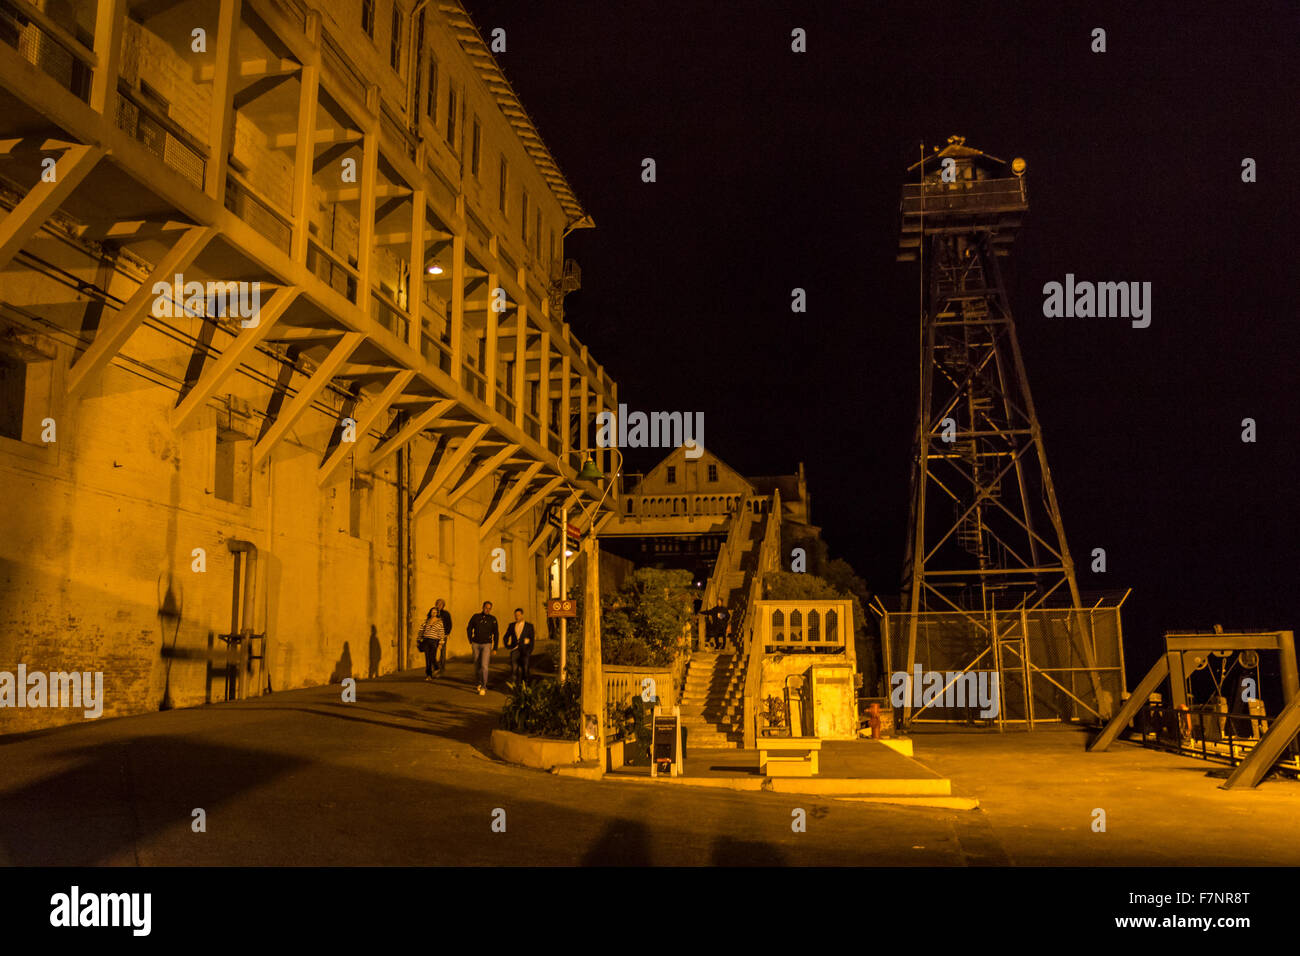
603,444 -> 811,575
0,0 -> 620,732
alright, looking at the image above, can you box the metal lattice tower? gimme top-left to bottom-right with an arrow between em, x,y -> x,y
896,136 -> 1107,722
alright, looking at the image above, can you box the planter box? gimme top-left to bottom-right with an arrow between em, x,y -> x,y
491,728 -> 580,770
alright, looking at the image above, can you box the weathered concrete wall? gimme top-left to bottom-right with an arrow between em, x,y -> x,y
0,263 -> 545,735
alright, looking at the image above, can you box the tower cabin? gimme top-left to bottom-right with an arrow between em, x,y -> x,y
897,135 -> 1027,262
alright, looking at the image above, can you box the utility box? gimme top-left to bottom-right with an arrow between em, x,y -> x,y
805,663 -> 857,739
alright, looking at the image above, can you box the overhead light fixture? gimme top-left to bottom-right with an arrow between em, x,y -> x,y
427,263 -> 443,275
1011,157 -> 1026,176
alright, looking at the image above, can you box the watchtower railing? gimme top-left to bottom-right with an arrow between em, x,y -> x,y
900,176 -> 1027,217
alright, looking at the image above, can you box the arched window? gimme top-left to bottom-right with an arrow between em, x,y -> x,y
772,609 -> 784,644
807,609 -> 821,644
790,609 -> 803,642
825,608 -> 839,644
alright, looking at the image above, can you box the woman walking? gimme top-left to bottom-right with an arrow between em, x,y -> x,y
418,607 -> 445,681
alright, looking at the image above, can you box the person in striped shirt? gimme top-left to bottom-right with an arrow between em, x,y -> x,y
418,607 -> 445,681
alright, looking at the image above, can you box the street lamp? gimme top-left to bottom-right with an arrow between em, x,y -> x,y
554,447 -> 623,765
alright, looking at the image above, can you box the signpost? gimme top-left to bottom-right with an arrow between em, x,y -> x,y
651,704 -> 683,777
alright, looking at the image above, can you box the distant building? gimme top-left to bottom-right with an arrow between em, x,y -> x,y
602,444 -> 814,576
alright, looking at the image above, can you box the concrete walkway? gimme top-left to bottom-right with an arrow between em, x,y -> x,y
909,725 -> 1300,865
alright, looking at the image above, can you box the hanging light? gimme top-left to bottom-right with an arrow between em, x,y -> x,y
426,263 -> 443,275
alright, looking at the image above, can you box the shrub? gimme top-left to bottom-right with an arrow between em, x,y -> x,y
499,678 -> 581,739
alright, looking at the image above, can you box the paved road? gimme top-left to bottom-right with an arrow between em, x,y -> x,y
0,656 -> 980,866
2,654 -> 1295,866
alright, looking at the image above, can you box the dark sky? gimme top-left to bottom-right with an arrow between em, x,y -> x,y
465,0 -> 1299,669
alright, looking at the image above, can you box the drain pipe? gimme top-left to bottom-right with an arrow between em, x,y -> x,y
397,445 -> 410,672
228,539 -> 258,698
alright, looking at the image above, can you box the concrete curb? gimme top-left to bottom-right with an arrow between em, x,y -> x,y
598,773 -> 955,797
836,795 -> 980,811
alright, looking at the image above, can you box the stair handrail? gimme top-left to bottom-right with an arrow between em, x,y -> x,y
740,489 -> 783,747
701,499 -> 751,609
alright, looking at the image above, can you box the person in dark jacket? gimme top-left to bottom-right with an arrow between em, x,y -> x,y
466,601 -> 498,694
504,608 -> 536,684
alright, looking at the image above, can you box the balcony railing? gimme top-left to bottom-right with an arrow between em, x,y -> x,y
420,330 -> 452,375
900,177 -> 1027,217
372,287 -> 409,343
462,363 -> 487,402
116,83 -> 208,190
0,0 -> 92,101
307,239 -> 359,304
226,169 -> 291,253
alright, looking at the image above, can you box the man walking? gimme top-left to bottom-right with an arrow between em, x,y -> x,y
467,600 -> 498,695
504,607 -> 536,684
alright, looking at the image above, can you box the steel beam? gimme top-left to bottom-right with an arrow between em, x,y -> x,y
252,331 -> 364,465
68,226 -> 215,395
0,144 -> 104,271
317,369 -> 416,485
1223,695 -> 1300,790
365,398 -> 455,471
171,286 -> 300,429
479,461 -> 544,539
411,422 -> 489,514
446,443 -> 519,507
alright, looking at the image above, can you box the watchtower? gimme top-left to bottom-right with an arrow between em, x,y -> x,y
888,137 -> 1123,728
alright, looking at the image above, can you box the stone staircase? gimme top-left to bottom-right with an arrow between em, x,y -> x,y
680,649 -> 748,749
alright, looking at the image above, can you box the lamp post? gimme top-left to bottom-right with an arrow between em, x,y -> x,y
557,449 -> 622,764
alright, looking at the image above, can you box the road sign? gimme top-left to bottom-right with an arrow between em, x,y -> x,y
651,705 -> 683,777
546,598 -> 577,618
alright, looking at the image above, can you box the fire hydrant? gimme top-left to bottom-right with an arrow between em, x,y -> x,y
867,702 -> 882,739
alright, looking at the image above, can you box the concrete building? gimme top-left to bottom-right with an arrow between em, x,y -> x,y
0,0 -> 621,732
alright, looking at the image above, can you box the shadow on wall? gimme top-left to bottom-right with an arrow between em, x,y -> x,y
368,626 -> 381,679
329,641 -> 353,684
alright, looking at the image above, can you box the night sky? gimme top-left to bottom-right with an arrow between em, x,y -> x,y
466,0 -> 1299,671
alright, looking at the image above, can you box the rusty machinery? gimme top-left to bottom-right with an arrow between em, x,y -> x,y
1090,630 -> 1300,789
